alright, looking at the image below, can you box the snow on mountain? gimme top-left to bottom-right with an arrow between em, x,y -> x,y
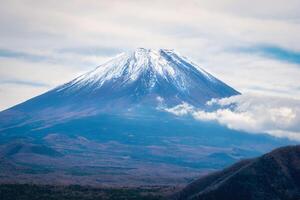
58,48 -> 215,92
53,48 -> 239,108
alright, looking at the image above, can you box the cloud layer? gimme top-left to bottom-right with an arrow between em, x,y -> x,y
165,94 -> 300,141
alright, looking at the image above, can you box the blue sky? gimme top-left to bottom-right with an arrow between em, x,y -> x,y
0,0 -> 300,111
238,45 -> 300,65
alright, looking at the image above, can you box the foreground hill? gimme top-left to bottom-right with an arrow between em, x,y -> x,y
175,145 -> 300,200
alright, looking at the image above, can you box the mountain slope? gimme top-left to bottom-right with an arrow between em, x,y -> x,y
0,48 -> 291,186
175,145 -> 300,200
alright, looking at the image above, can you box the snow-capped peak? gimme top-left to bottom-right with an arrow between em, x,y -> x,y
51,48 -> 240,107
62,48 -> 216,92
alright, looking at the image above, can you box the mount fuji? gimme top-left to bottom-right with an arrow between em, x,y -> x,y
0,48 -> 291,186
56,48 -> 239,107
3,48 -> 239,117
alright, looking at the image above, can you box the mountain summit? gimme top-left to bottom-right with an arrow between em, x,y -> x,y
52,48 -> 239,109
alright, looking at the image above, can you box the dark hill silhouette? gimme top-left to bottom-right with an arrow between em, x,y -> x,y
175,145 -> 300,200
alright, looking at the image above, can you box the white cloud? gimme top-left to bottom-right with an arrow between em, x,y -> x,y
165,94 -> 300,141
165,103 -> 194,116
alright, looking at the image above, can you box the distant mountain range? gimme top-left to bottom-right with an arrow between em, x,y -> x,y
175,145 -> 300,200
0,48 -> 292,185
